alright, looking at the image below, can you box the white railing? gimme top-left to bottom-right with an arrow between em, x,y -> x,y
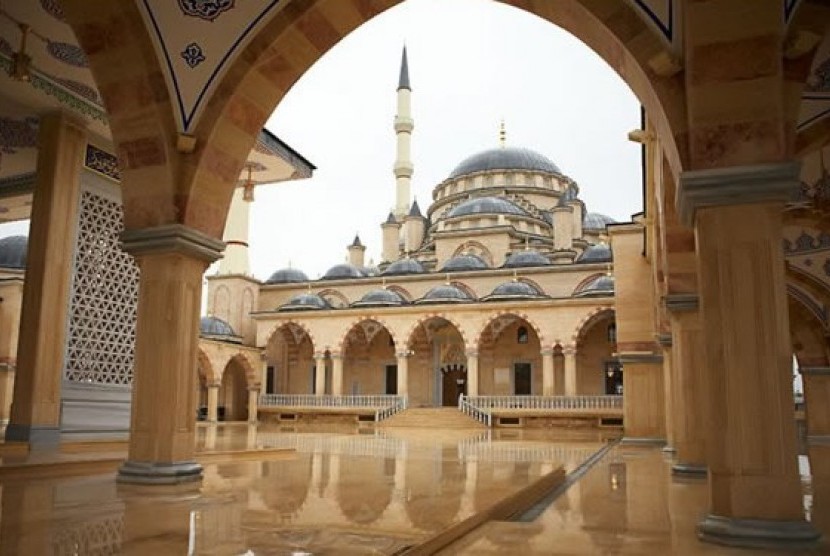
259,394 -> 404,409
462,395 -> 623,412
375,395 -> 408,423
459,395 -> 492,427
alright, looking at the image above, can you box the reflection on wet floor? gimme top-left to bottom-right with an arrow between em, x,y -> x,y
0,424 -> 612,555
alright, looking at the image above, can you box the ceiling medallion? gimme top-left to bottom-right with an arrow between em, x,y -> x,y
177,0 -> 236,22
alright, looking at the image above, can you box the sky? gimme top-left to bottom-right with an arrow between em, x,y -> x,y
0,0 -> 644,281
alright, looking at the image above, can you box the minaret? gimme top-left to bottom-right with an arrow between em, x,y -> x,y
347,234 -> 366,268
393,46 -> 413,221
219,185 -> 251,275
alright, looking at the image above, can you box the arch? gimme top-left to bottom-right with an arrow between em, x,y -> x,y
517,276 -> 547,296
573,273 -> 607,295
571,307 -> 616,345
386,284 -> 413,302
336,316 -> 399,353
264,320 -> 317,352
474,310 -> 547,349
318,288 -> 350,309
220,356 -> 249,421
404,313 -> 470,351
227,352 -> 259,388
450,281 -> 478,300
452,241 -> 494,267
213,285 -> 231,322
197,348 -> 218,385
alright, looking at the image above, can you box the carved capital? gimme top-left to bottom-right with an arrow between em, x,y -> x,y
121,224 -> 225,262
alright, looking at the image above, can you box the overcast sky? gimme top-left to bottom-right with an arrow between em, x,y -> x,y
0,0 -> 643,282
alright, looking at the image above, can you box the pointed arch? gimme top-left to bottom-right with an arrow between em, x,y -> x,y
265,320 -> 317,352
452,241 -> 494,267
573,273 -> 607,295
404,313 -> 471,350
197,348 -> 217,385
475,310 -> 547,349
571,307 -> 616,345
336,316 -> 400,353
318,288 -> 350,309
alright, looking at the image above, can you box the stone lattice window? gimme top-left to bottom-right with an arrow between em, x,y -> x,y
64,189 -> 139,385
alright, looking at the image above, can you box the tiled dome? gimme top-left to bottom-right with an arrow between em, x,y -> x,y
279,293 -> 331,311
486,280 -> 544,301
416,284 -> 474,304
576,244 -> 613,263
447,196 -> 528,218
440,254 -> 488,272
574,275 -> 615,297
503,250 -> 550,268
382,258 -> 426,276
352,289 -> 407,307
583,212 -> 616,231
265,267 -> 309,284
322,263 -> 364,280
448,147 -> 561,179
200,316 -> 236,337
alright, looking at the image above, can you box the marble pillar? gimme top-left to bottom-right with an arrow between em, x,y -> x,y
620,355 -> 666,444
116,225 -> 223,485
331,353 -> 343,396
247,388 -> 259,423
563,346 -> 577,396
466,349 -> 479,397
206,384 -> 219,423
7,113 -> 86,448
314,354 -> 326,396
396,352 -> 409,397
678,163 -> 818,547
541,348 -> 555,396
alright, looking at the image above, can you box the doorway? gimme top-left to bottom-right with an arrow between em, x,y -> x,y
441,364 -> 467,406
605,361 -> 623,395
514,362 -> 532,395
385,364 -> 397,395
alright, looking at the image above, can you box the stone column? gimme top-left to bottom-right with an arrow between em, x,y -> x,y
7,113 -> 86,448
657,334 -> 675,452
331,353 -> 343,396
206,384 -> 219,423
619,354 -> 666,443
260,354 -> 269,394
678,163 -> 818,546
666,295 -> 707,475
396,352 -> 409,397
247,388 -> 259,423
314,353 -> 326,395
466,349 -> 479,397
563,346 -> 577,396
541,348 -> 555,396
116,225 -> 223,485
802,367 -> 830,440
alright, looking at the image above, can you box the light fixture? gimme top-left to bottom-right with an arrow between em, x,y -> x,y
10,23 -> 32,82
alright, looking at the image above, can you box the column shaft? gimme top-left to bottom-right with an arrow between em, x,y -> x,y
564,348 -> 576,396
466,351 -> 479,397
331,354 -> 343,396
542,349 -> 555,396
803,369 -> 830,438
396,353 -> 409,397
314,355 -> 326,395
247,388 -> 258,423
207,385 -> 219,423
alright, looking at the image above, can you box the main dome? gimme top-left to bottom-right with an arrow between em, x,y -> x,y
448,147 -> 562,179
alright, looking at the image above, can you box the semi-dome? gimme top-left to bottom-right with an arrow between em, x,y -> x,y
322,263 -> 364,280
448,147 -> 561,179
584,212 -> 616,231
503,250 -> 550,268
200,316 -> 236,337
0,235 -> 27,269
577,244 -> 613,263
416,284 -> 474,304
486,280 -> 544,301
382,258 -> 426,276
447,196 -> 529,219
265,267 -> 309,284
440,253 -> 488,272
279,293 -> 331,311
352,288 -> 407,308
574,275 -> 615,297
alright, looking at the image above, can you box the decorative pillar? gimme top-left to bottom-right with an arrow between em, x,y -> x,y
331,353 -> 343,396
801,367 -> 830,440
314,353 -> 326,396
678,163 -> 818,546
206,384 -> 219,423
260,353 -> 268,394
541,348 -> 555,396
116,225 -> 223,485
247,388 -> 259,423
396,351 -> 409,397
657,333 -> 675,453
563,346 -> 577,396
466,349 -> 479,397
666,295 -> 707,475
7,113 -> 86,448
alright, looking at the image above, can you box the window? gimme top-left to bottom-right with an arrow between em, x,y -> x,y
517,326 -> 529,344
607,323 -> 617,343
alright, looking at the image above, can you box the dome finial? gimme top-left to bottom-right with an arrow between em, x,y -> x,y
513,269 -> 519,282
499,119 -> 506,148
445,273 -> 451,285
524,235 -> 530,251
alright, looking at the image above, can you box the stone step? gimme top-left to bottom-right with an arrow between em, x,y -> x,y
380,407 -> 485,429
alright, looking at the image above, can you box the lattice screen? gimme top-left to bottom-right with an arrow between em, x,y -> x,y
64,189 -> 139,385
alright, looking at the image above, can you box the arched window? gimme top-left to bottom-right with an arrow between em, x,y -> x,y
517,326 -> 529,344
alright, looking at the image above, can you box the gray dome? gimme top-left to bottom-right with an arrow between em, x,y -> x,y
0,235 -> 27,269
447,196 -> 529,219
584,212 -> 616,230
352,288 -> 407,308
416,284 -> 474,304
265,267 -> 309,284
360,265 -> 379,277
487,280 -> 543,301
440,253 -> 488,272
279,293 -> 331,311
577,244 -> 613,263
448,147 -> 561,179
200,316 -> 236,337
322,263 -> 364,280
382,258 -> 426,276
575,275 -> 615,297
503,250 -> 550,268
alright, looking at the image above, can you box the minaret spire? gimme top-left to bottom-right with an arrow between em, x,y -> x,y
499,119 -> 506,148
393,45 -> 414,221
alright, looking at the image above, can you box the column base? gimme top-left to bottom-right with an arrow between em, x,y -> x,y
698,514 -> 820,550
661,445 -> 677,453
672,462 -> 707,476
117,460 -> 203,485
620,437 -> 666,446
4,424 -> 60,449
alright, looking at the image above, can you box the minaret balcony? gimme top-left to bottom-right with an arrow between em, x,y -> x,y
394,117 -> 414,133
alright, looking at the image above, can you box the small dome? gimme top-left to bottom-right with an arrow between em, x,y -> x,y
503,250 -> 550,268
448,147 -> 562,179
486,281 -> 544,301
279,293 -> 331,311
574,275 -> 615,297
577,244 -> 613,263
382,258 -> 426,276
265,267 -> 309,284
583,212 -> 616,231
361,265 -> 379,277
416,284 -> 474,304
0,235 -> 27,269
352,289 -> 407,308
322,263 -> 364,280
447,196 -> 529,219
200,316 -> 236,337
440,253 -> 488,272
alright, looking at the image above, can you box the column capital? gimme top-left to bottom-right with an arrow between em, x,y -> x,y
395,350 -> 411,359
664,293 -> 699,312
313,352 -> 327,360
562,345 -> 576,356
677,162 -> 799,226
540,347 -> 555,356
465,349 -> 479,358
121,224 -> 225,262
329,352 -> 342,360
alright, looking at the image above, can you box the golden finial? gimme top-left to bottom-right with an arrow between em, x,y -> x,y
445,273 -> 451,285
499,119 -> 506,148
513,269 -> 518,282
524,235 -> 530,251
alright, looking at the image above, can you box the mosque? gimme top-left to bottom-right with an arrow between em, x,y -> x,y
0,1 -> 828,553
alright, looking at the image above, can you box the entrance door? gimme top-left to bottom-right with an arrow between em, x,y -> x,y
385,364 -> 397,395
514,363 -> 532,395
441,365 -> 467,406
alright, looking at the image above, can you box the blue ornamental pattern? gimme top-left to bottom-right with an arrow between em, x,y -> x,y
47,41 -> 89,68
39,0 -> 65,21
84,145 -> 122,181
0,117 -> 39,155
53,77 -> 101,105
177,0 -> 235,21
181,43 -> 206,68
